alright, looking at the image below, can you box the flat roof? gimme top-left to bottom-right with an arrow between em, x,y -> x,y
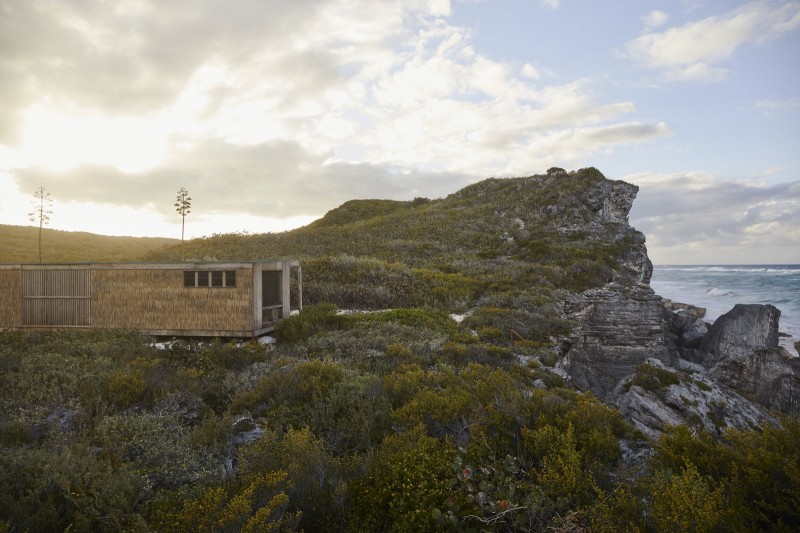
0,260 -> 300,270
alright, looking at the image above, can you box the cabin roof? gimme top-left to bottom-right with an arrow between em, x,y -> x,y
0,260 -> 300,270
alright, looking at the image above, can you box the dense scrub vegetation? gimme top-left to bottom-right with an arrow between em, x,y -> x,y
3,169 -> 799,530
2,324 -> 798,531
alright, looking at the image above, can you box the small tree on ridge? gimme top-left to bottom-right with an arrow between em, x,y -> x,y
28,186 -> 53,263
174,187 -> 192,243
174,187 -> 191,260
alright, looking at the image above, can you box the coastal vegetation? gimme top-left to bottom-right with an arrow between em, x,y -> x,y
1,168 -> 798,531
2,326 -> 798,531
0,224 -> 177,263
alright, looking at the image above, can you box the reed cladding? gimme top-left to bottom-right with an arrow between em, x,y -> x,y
92,268 -> 253,332
0,270 -> 21,327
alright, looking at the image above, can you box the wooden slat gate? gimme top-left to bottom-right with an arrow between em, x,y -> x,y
22,270 -> 91,326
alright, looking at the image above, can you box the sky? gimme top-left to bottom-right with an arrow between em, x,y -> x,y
0,0 -> 798,264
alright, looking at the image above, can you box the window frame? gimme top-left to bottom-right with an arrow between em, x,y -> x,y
183,270 -> 237,288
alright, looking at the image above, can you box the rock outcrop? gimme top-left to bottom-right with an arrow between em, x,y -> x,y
555,179 -> 797,438
612,359 -> 778,440
699,304 -> 800,417
560,285 -> 670,401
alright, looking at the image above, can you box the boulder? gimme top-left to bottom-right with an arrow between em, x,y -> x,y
232,415 -> 264,446
671,308 -> 708,347
699,304 -> 800,417
661,299 -> 706,319
612,358 -> 778,440
700,304 -> 781,366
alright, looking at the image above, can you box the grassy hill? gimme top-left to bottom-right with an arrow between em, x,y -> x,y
145,168 -> 645,339
0,224 -> 178,263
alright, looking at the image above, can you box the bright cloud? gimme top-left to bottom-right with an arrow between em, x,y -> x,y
21,106 -> 168,173
643,10 -> 670,30
0,0 -> 667,232
625,1 -> 800,82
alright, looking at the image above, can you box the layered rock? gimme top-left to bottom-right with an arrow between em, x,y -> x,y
554,178 -> 796,437
555,178 -> 671,402
559,178 -> 652,285
698,304 -> 800,417
560,285 -> 670,401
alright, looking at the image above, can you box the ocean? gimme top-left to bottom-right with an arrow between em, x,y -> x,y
650,265 -> 800,343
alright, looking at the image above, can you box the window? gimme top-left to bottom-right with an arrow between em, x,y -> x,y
184,270 -> 237,288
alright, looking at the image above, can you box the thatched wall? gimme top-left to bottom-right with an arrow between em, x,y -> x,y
92,268 -> 254,333
0,270 -> 21,327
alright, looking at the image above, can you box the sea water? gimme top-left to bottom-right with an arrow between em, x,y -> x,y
650,265 -> 800,343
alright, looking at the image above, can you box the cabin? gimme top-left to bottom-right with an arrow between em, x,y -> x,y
0,260 -> 301,337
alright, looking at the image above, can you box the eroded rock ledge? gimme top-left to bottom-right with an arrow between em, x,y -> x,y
553,178 -> 798,438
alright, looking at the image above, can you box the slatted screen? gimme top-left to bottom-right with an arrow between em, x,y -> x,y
22,270 -> 91,326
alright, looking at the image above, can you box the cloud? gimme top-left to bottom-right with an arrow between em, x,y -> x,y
540,0 -> 560,9
628,171 -> 800,263
643,10 -> 670,30
624,1 -> 800,82
756,98 -> 800,114
1,0 -> 672,232
521,63 -> 541,80
12,139 -> 476,219
757,166 -> 788,178
426,0 -> 452,16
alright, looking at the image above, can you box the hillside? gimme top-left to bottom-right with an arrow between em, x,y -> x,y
3,168 -> 799,532
147,168 -> 649,330
0,224 -> 178,263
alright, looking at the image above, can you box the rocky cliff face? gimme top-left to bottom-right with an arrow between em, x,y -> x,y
612,358 -> 778,440
560,285 -> 669,401
556,181 -> 798,437
557,180 -> 666,402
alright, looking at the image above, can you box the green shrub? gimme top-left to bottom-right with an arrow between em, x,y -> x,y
105,372 -> 147,408
348,427 -> 456,532
148,471 -> 299,533
274,303 -> 351,344
648,463 -> 726,532
622,363 -> 680,395
0,439 -> 151,532
237,427 -> 349,531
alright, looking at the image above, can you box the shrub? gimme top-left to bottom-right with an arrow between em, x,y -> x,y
348,427 -> 456,532
274,303 -> 351,344
105,372 -> 147,409
648,463 -> 725,532
238,427 -> 348,531
148,471 -> 299,533
622,363 -> 680,395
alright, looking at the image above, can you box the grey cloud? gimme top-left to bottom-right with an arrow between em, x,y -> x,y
13,138 -> 476,218
630,175 -> 800,254
581,122 -> 671,145
0,0 -> 345,135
